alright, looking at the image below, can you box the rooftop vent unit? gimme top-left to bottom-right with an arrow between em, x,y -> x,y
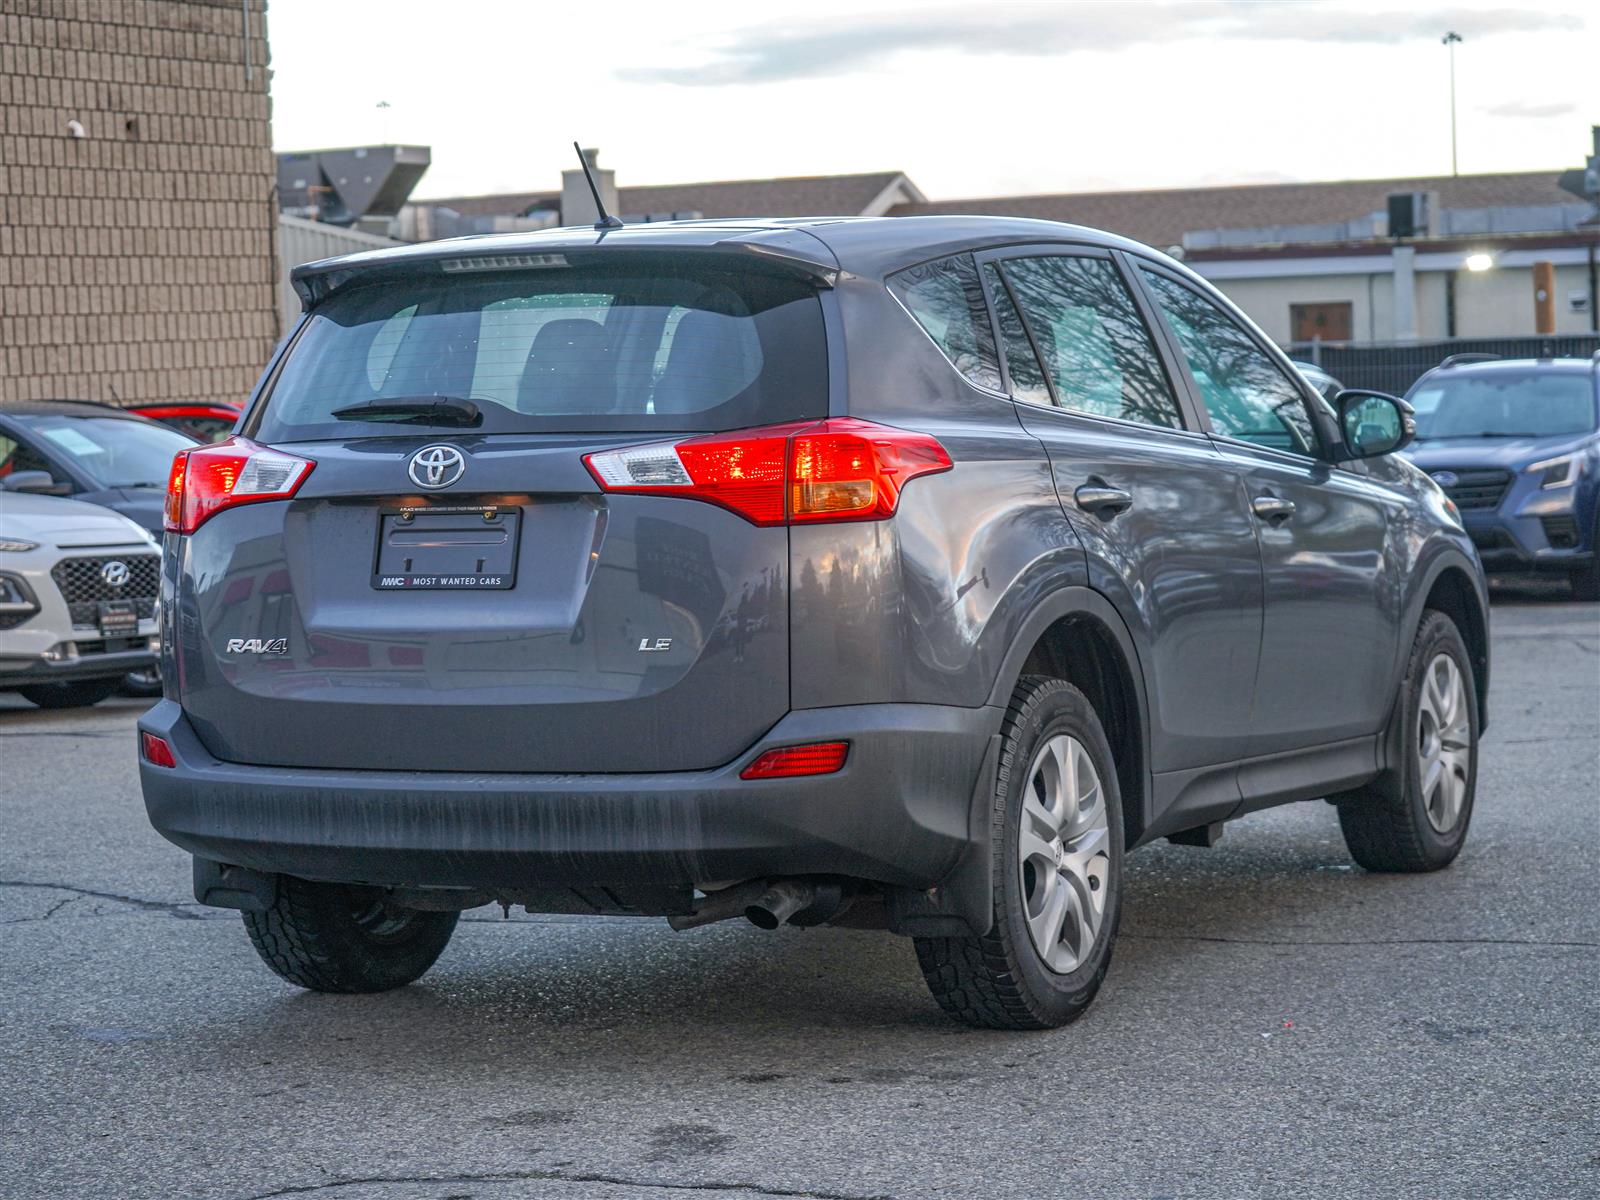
277,145 -> 431,235
1386,191 -> 1438,239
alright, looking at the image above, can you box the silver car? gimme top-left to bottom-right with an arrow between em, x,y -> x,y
0,493 -> 160,708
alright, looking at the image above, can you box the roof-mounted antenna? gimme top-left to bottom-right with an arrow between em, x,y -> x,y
573,142 -> 623,230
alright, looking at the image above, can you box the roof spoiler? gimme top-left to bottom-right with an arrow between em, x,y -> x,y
290,231 -> 841,311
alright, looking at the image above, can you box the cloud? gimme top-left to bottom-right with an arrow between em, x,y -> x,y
1483,99 -> 1578,118
618,4 -> 1586,87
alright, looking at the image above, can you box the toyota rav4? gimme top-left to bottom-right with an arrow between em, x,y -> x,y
139,217 -> 1489,1029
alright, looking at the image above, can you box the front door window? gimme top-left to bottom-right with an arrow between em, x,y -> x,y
1141,270 -> 1320,456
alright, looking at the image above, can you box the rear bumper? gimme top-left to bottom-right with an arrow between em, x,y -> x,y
138,699 -> 998,895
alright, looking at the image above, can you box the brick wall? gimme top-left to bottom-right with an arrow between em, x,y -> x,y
0,0 -> 277,405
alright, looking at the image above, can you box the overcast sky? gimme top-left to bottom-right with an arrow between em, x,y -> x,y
267,0 -> 1597,203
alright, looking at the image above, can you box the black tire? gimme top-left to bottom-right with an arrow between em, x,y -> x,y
243,876 -> 459,993
119,667 -> 163,698
1334,611 -> 1479,872
915,675 -> 1124,1030
17,678 -> 121,709
1570,546 -> 1600,602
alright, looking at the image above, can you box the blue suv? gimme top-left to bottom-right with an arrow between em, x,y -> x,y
1404,355 -> 1600,600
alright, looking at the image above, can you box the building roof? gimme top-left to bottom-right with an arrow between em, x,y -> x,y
889,170 -> 1576,249
419,171 -> 922,221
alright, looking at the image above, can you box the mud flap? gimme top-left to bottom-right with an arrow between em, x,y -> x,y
885,733 -> 1001,938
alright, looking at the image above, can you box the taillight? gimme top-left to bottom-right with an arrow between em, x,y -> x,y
163,437 -> 315,534
583,418 -> 951,526
740,741 -> 849,780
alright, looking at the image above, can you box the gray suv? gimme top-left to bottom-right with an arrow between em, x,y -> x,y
139,217 -> 1489,1029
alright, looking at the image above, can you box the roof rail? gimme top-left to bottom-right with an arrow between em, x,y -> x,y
1437,352 -> 1499,369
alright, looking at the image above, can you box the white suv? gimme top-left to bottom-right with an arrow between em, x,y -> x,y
0,493 -> 160,708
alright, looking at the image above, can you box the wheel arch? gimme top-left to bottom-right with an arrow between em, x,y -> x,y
986,587 -> 1152,847
1411,552 -> 1491,733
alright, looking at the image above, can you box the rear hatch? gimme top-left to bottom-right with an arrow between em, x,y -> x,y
171,252 -> 828,773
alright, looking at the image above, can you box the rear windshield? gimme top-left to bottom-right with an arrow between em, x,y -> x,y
1408,371 -> 1598,440
252,263 -> 828,440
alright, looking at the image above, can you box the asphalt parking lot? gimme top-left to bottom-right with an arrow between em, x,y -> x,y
2,580 -> 1596,1200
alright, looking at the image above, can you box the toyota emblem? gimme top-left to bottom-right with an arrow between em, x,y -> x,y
408,445 -> 466,490
100,560 -> 130,588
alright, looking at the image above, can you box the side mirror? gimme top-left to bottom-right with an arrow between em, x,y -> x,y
1335,389 -> 1414,459
0,470 -> 65,494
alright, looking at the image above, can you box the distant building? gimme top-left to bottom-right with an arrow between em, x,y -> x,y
411,143 -> 1598,345
401,157 -> 925,240
0,0 -> 279,405
898,167 -> 1597,343
276,144 -> 431,235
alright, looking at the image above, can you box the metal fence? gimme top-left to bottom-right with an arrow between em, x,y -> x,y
1284,335 -> 1600,396
277,215 -> 400,332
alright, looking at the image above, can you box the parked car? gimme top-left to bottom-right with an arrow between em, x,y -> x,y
138,217 -> 1488,1028
1403,355 -> 1600,599
1291,359 -> 1344,405
1,493 -> 159,708
1,400 -> 196,696
0,400 -> 198,534
127,402 -> 242,444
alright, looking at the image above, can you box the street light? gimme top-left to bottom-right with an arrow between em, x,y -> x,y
1443,31 -> 1463,176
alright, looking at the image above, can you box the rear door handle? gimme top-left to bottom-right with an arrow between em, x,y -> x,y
1251,495 -> 1297,524
1074,485 -> 1134,517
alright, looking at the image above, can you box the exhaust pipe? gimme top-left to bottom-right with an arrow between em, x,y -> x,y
744,880 -> 816,930
668,881 -> 770,931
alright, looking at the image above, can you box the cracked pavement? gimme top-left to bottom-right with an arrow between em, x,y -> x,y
1,580 -> 1596,1200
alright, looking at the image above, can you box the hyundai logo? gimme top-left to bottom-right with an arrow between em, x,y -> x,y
408,445 -> 466,490
1430,470 -> 1460,488
100,560 -> 130,588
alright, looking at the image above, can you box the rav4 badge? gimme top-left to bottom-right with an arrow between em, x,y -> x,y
225,638 -> 288,654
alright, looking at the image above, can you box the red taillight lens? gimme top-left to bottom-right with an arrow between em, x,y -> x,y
740,741 -> 849,780
140,732 -> 176,768
163,437 -> 315,534
789,419 -> 953,522
583,419 -> 950,526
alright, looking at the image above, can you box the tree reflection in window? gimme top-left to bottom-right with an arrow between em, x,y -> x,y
982,263 -> 1053,408
887,254 -> 1001,392
1140,270 -> 1318,456
996,256 -> 1184,430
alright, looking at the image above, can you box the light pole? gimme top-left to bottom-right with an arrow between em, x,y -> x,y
1443,31 -> 1463,176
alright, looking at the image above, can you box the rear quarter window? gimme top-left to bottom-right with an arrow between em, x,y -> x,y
887,254 -> 1002,392
253,263 -> 827,440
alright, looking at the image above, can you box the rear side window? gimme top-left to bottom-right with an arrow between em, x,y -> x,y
887,254 -> 1001,392
997,256 -> 1184,430
983,263 -> 1052,408
254,263 -> 827,439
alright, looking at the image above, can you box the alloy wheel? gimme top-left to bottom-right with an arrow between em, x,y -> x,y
1417,652 -> 1472,833
1018,733 -> 1111,974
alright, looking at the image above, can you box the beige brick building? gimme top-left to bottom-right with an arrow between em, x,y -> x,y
0,0 -> 278,405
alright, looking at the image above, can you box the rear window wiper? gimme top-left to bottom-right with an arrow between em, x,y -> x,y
330,396 -> 483,427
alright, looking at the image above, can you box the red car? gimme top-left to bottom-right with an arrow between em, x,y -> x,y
127,403 -> 240,443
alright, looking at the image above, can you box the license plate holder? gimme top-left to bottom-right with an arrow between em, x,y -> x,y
98,599 -> 138,635
372,506 -> 520,591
